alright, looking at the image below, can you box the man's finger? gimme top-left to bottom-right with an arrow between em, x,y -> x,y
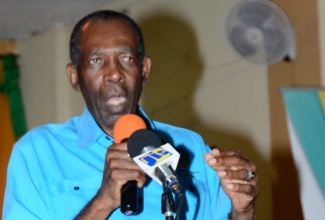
218,169 -> 256,181
108,142 -> 127,151
110,168 -> 146,187
226,182 -> 258,196
209,154 -> 252,168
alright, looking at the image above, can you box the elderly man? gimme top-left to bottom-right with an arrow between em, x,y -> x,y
3,10 -> 258,220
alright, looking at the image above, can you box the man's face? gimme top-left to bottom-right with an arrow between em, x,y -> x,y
67,19 -> 151,135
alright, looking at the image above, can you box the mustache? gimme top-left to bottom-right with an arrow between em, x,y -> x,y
103,84 -> 127,100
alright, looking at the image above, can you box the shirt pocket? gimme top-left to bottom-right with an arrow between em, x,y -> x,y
49,175 -> 102,216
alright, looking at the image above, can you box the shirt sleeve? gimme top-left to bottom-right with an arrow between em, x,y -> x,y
204,143 -> 231,220
2,141 -> 50,220
210,172 -> 232,219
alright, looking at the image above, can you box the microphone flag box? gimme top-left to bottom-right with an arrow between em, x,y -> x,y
132,143 -> 180,185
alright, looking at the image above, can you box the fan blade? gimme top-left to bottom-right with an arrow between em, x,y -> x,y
229,26 -> 256,57
262,28 -> 287,60
238,3 -> 271,28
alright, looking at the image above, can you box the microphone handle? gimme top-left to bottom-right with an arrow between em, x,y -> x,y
120,180 -> 138,215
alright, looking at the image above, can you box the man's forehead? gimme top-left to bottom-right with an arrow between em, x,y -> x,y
81,19 -> 134,35
85,48 -> 138,57
78,20 -> 139,57
81,20 -> 92,33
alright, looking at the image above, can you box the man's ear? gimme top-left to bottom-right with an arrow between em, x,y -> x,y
66,63 -> 80,91
142,56 -> 152,85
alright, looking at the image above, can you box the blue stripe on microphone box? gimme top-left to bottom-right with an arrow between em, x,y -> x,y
139,148 -> 172,166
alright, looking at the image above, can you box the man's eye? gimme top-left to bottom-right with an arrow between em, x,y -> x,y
121,56 -> 136,62
89,58 -> 102,64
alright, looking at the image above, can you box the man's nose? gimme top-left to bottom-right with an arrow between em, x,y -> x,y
104,61 -> 124,83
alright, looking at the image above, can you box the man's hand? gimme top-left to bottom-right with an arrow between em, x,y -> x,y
75,142 -> 146,219
204,148 -> 259,220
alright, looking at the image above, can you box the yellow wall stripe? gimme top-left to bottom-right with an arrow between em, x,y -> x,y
318,91 -> 325,113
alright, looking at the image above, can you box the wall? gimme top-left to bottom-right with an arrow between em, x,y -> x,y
15,0 -> 273,218
17,26 -> 84,128
318,0 -> 325,85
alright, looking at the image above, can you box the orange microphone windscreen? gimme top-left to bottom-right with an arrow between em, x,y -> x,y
113,114 -> 147,143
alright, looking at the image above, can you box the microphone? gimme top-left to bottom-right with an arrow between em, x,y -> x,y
127,129 -> 183,196
113,114 -> 147,216
113,114 -> 147,144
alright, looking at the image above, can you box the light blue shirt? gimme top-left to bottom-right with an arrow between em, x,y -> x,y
3,107 -> 231,219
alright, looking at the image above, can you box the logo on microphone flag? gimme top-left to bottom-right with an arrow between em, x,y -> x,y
139,147 -> 172,166
133,143 -> 180,185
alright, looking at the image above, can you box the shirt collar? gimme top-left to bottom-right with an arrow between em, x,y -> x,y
137,106 -> 157,131
76,107 -> 107,148
76,106 -> 156,148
